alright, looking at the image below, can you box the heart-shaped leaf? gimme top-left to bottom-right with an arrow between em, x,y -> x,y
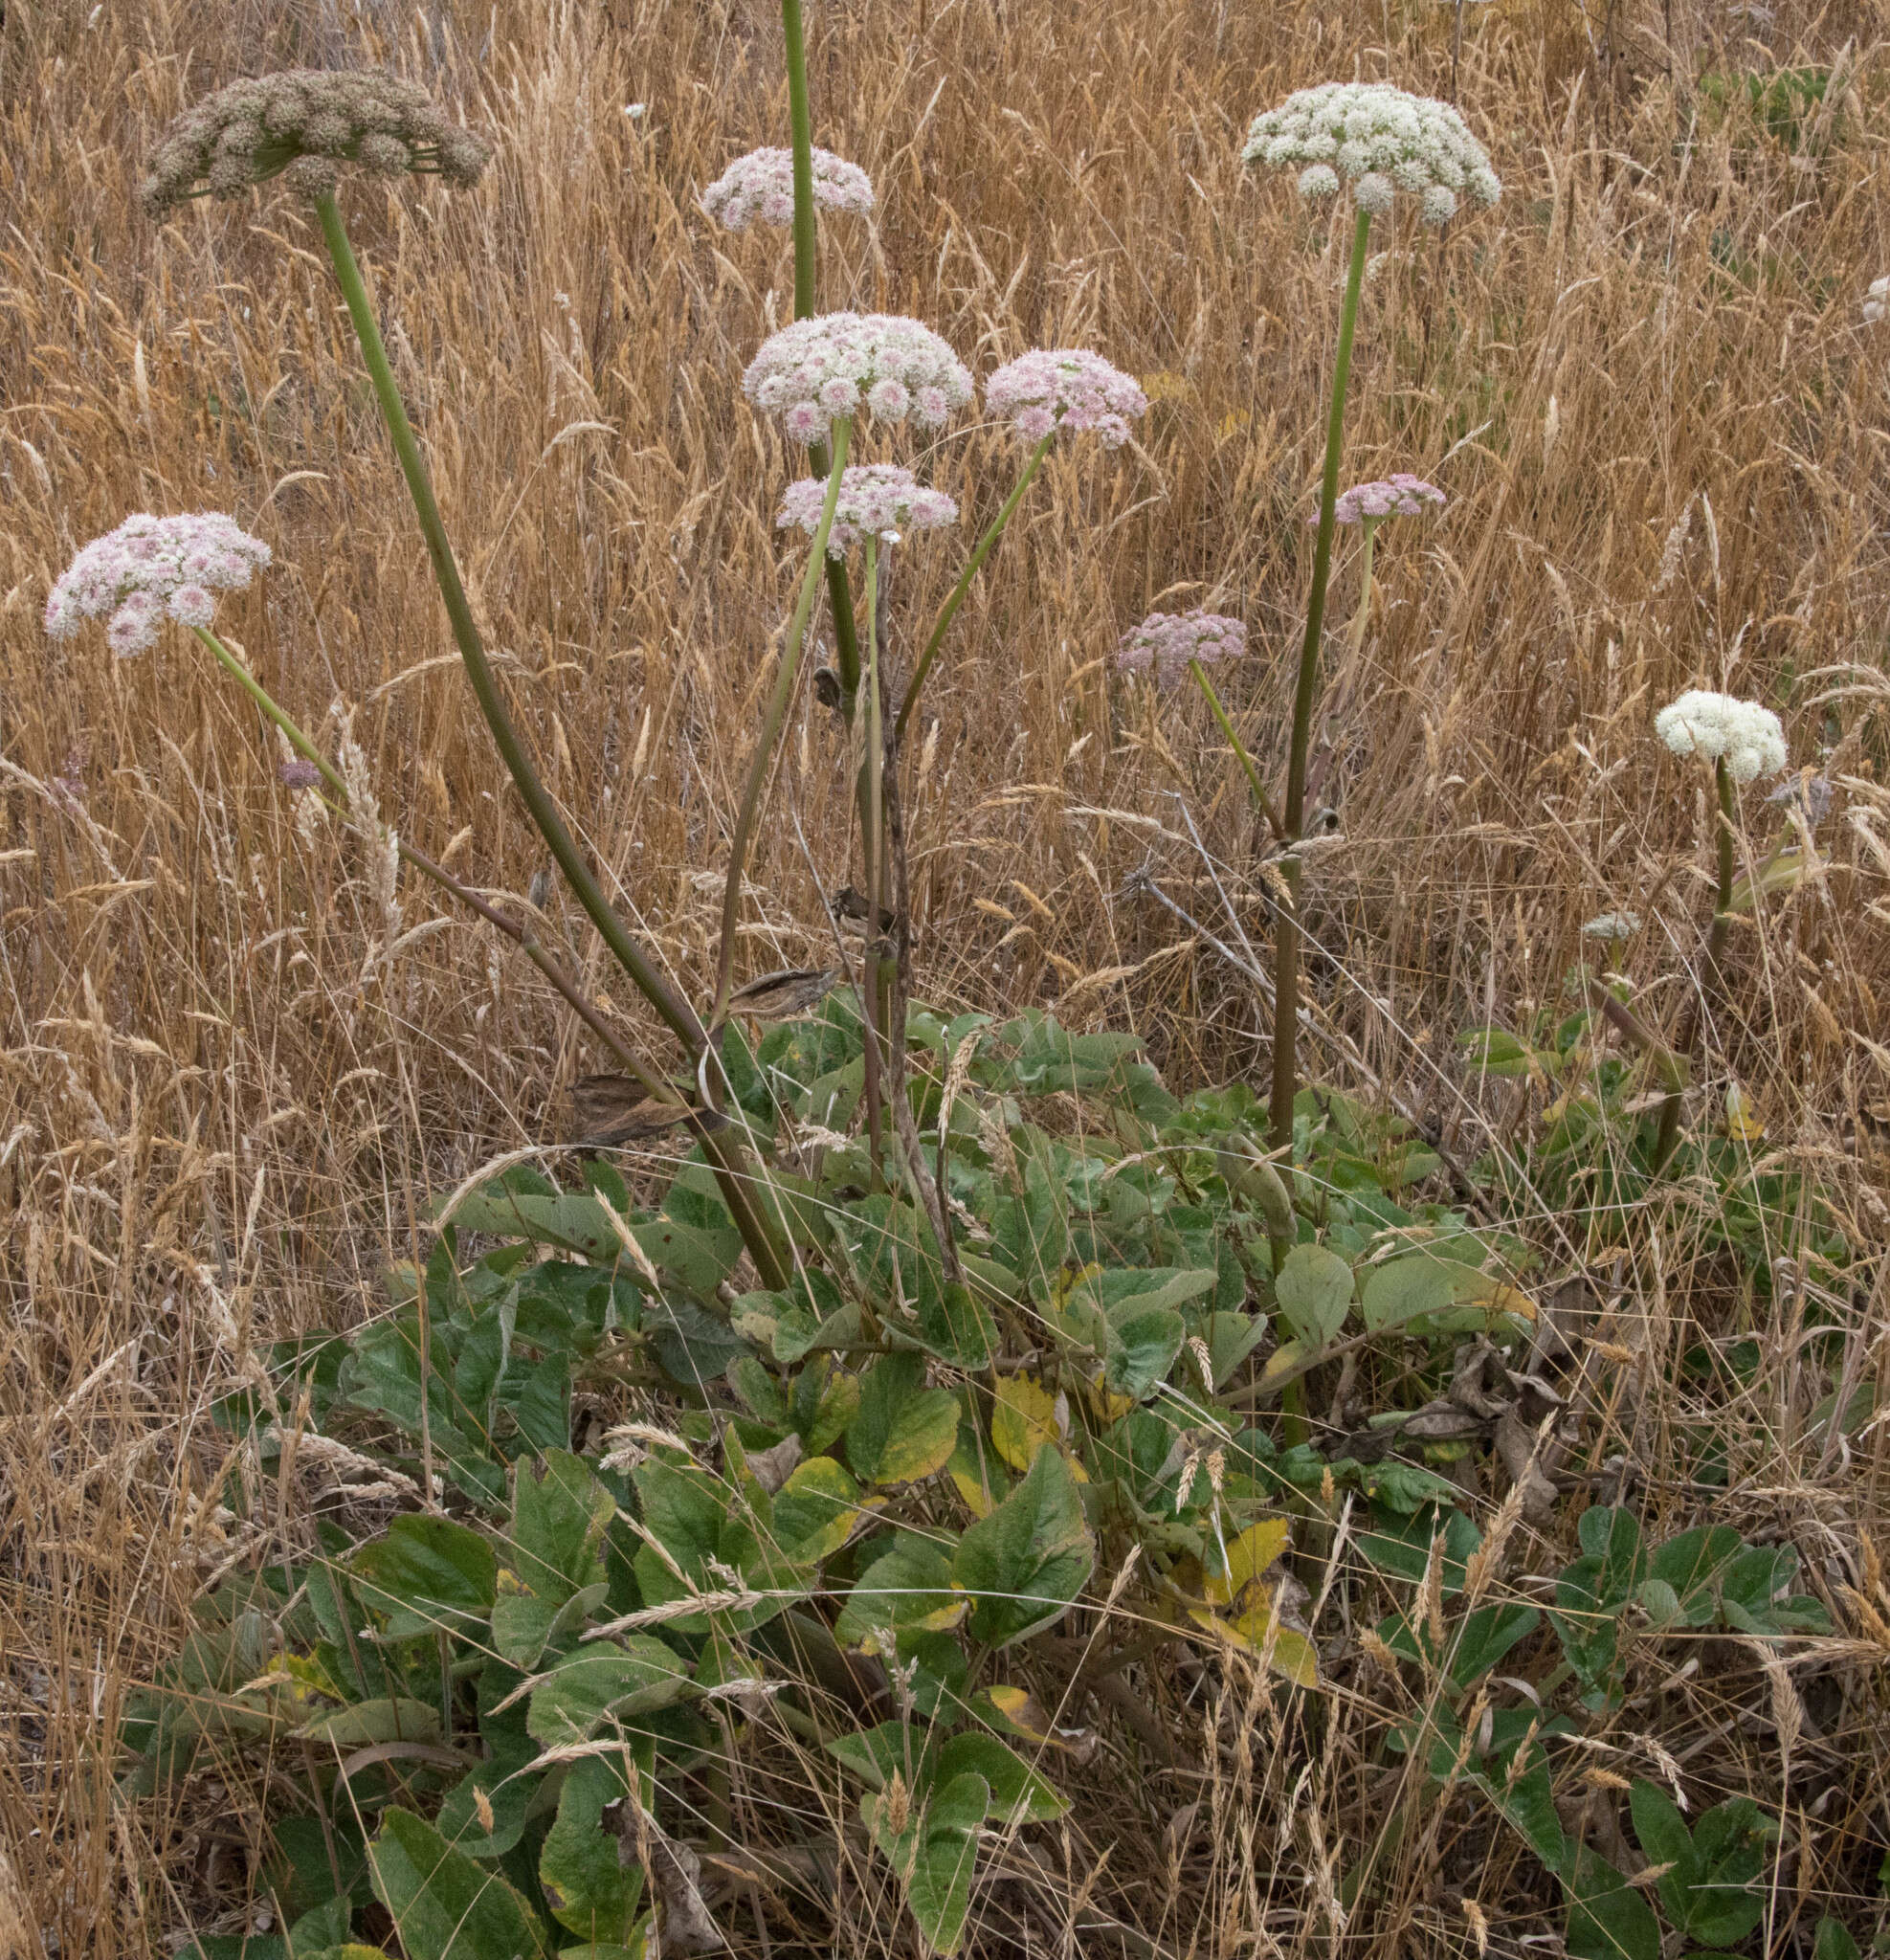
952,1445 -> 1094,1647
1274,1245 -> 1352,1346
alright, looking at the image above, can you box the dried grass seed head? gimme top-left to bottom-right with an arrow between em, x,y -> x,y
1655,688 -> 1789,785
1244,81 -> 1501,224
776,464 -> 958,557
44,512 -> 272,656
983,346 -> 1148,447
1117,608 -> 1248,687
700,145 -> 873,230
141,68 -> 491,217
742,311 -> 974,444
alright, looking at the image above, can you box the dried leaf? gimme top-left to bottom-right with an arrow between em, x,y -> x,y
727,965 -> 843,1020
567,1074 -> 696,1146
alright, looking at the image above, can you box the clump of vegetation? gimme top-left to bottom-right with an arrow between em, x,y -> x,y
5,2 -> 1888,1958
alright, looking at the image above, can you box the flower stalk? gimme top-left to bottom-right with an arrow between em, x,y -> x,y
1188,657 -> 1283,842
1270,203 -> 1371,1154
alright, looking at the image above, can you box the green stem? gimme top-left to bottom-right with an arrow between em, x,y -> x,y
1269,204 -> 1371,1156
312,190 -> 705,1060
1346,522 -> 1377,661
711,417 -> 852,1027
1652,754 -> 1738,1172
859,535 -> 888,1171
1188,657 -> 1283,842
313,191 -> 789,1285
780,0 -> 861,701
892,433 -> 1054,751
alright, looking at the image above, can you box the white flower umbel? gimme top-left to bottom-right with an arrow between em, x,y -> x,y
1655,689 -> 1788,786
1865,275 -> 1889,324
742,312 -> 974,445
701,145 -> 873,230
776,464 -> 957,558
1244,81 -> 1501,224
44,512 -> 272,656
1582,910 -> 1643,941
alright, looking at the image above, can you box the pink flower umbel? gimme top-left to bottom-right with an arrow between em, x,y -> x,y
743,313 -> 974,443
1117,609 -> 1247,688
777,465 -> 958,558
701,146 -> 874,230
1331,475 -> 1446,525
44,512 -> 272,656
984,348 -> 1148,447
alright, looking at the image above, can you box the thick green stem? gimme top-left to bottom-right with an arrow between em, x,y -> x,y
313,190 -> 705,1060
893,433 -> 1053,751
314,192 -> 789,1285
780,0 -> 861,701
1189,657 -> 1283,842
1269,204 -> 1371,1156
712,417 -> 851,1026
858,536 -> 888,1172
1652,755 -> 1738,1171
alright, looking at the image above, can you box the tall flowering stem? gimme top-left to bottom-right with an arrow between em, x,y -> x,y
312,189 -> 789,1287
780,0 -> 864,704
858,533 -> 891,1173
1188,659 -> 1283,841
711,417 -> 852,1026
893,433 -> 1053,748
1270,203 -> 1372,1154
1651,754 -> 1738,1171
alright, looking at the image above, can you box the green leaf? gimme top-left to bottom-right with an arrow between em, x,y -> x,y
1458,1027 -> 1543,1079
1359,1256 -> 1455,1332
1274,1245 -> 1352,1346
1561,1842 -> 1661,1960
904,1771 -> 989,1957
1648,1526 -> 1744,1627
1204,1310 -> 1268,1389
525,1638 -> 697,1748
540,1752 -> 648,1944
952,1445 -> 1095,1647
848,1355 -> 962,1486
767,1455 -> 872,1564
1813,1918 -> 1862,1960
935,1732 -> 1068,1823
1379,1602 -> 1538,1690
1357,1505 -> 1480,1592
1628,1780 -> 1695,1899
297,1699 -> 444,1748
347,1516 -> 497,1640
918,1281 -> 997,1371
1469,1751 -> 1566,1867
829,1718 -> 936,1793
435,1662 -> 537,1859
835,1538 -> 967,1650
505,1453 -> 617,1609
490,1581 -> 609,1671
1679,1797 -> 1774,1946
367,1807 -> 549,1960
1102,1305 -> 1186,1401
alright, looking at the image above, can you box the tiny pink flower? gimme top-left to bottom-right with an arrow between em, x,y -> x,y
700,146 -> 875,231
776,463 -> 959,558
984,347 -> 1147,448
1329,474 -> 1446,527
743,313 -> 973,439
1116,609 -> 1247,688
45,511 -> 271,657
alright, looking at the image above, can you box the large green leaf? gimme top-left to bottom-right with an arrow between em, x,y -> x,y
1561,1843 -> 1661,1960
367,1807 -> 549,1960
1274,1245 -> 1352,1346
834,1537 -> 966,1650
435,1661 -> 537,1859
935,1731 -> 1067,1824
1359,1256 -> 1454,1332
848,1355 -> 961,1486
1647,1526 -> 1744,1627
767,1455 -> 873,1564
346,1516 -> 497,1640
525,1638 -> 697,1748
539,1752 -> 648,1945
504,1453 -> 616,1608
952,1445 -> 1094,1647
904,1771 -> 989,1957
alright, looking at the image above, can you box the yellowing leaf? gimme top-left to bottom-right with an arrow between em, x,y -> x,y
1187,1605 -> 1320,1688
1725,1080 -> 1765,1142
990,1374 -> 1065,1473
1261,1338 -> 1308,1386
1083,1376 -> 1135,1425
1203,1519 -> 1291,1608
1140,369 -> 1191,404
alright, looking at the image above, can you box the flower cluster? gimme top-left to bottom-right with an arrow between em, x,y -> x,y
44,513 -> 272,657
1866,276 -> 1889,325
1242,82 -> 1501,226
983,348 -> 1148,447
1333,474 -> 1446,526
742,312 -> 974,443
141,69 -> 491,217
1655,689 -> 1789,785
1582,909 -> 1643,942
1116,609 -> 1248,687
777,465 -> 958,557
700,146 -> 874,230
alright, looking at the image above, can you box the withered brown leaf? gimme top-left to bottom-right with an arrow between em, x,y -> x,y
565,1074 -> 697,1147
726,964 -> 843,1019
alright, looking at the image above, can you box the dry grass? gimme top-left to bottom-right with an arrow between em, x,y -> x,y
4,0 -> 1890,1951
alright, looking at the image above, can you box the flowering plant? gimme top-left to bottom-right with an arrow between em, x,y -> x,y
701,145 -> 873,228
984,347 -> 1147,446
1655,689 -> 1789,786
776,464 -> 958,556
742,310 -> 974,442
43,512 -> 271,655
1116,609 -> 1247,688
1333,474 -> 1447,525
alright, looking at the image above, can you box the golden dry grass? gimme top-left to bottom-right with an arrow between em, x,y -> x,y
4,0 -> 1890,1951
